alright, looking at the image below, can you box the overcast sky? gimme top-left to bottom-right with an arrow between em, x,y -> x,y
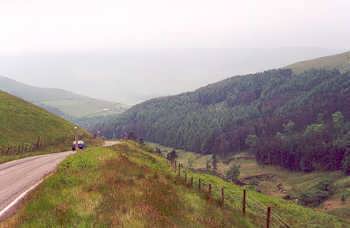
1,0 -> 350,53
0,0 -> 349,103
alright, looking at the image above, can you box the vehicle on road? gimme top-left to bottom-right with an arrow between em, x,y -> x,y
72,140 -> 85,151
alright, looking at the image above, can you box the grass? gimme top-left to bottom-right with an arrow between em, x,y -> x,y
148,142 -> 350,224
170,163 -> 348,227
0,137 -> 103,164
5,141 -> 349,227
41,98 -> 126,118
285,50 -> 350,74
0,91 -> 91,161
0,143 -> 71,164
0,75 -> 126,119
4,142 -> 252,227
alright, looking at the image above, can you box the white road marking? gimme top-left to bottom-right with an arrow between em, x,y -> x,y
0,141 -> 119,220
0,179 -> 43,218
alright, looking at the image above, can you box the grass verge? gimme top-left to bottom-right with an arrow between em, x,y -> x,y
0,138 -> 102,164
3,142 -> 251,227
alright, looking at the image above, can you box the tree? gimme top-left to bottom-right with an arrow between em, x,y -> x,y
167,150 -> 178,162
332,111 -> 345,136
212,154 -> 218,171
245,134 -> 258,153
342,152 -> 350,175
155,147 -> 162,155
226,164 -> 240,182
304,123 -> 325,139
206,159 -> 212,171
127,132 -> 137,140
283,120 -> 295,134
341,192 -> 347,203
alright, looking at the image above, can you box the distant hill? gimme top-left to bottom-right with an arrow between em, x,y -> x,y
98,65 -> 350,173
0,75 -> 127,120
0,47 -> 340,104
0,90 -> 89,148
286,51 -> 350,74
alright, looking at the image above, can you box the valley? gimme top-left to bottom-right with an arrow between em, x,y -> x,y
0,75 -> 127,124
148,142 -> 350,222
97,51 -> 350,176
1,1 -> 350,227
1,50 -> 350,227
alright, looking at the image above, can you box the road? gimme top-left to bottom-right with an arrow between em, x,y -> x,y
0,141 -> 119,220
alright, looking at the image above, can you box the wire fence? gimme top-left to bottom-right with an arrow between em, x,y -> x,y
168,159 -> 291,228
0,136 -> 72,156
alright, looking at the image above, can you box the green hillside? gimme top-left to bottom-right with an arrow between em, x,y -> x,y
149,142 -> 350,222
0,90 -> 89,150
0,75 -> 127,119
5,141 -> 348,227
98,67 -> 350,173
286,51 -> 350,74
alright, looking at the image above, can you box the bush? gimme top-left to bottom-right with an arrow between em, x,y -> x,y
298,179 -> 333,207
226,164 -> 240,182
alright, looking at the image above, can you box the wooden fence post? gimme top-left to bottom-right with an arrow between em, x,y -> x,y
208,184 -> 212,199
190,177 -> 193,187
184,171 -> 187,183
36,136 -> 41,148
198,178 -> 201,191
178,163 -> 181,176
221,187 -> 225,206
174,160 -> 177,171
266,207 -> 271,228
242,189 -> 246,215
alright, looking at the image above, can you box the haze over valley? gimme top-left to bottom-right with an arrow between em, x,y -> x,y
0,47 -> 342,104
1,0 -> 350,227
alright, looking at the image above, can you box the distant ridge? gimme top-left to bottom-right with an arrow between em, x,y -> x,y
96,50 -> 350,174
286,50 -> 350,73
0,75 -> 127,119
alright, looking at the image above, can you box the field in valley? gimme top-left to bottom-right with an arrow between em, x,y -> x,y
148,143 -> 350,223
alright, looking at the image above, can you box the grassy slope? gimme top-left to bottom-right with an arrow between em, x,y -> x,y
5,142 -> 349,227
0,75 -> 126,118
40,98 -> 126,118
0,91 -> 79,145
5,143 -> 251,227
0,91 -> 91,161
149,143 -> 350,223
285,51 -> 350,74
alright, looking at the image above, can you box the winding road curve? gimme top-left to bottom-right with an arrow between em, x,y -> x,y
0,141 -> 119,220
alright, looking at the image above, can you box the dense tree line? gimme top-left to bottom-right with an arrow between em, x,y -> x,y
247,112 -> 350,173
96,68 -> 350,172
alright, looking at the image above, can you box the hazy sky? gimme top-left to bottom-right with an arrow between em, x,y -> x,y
1,0 -> 350,53
0,0 -> 349,103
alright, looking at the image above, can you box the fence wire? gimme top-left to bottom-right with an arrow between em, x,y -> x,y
169,159 -> 291,228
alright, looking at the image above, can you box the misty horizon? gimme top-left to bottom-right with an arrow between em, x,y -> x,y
1,0 -> 350,104
0,47 -> 344,104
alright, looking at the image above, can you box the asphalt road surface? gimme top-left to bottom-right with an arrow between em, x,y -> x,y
0,151 -> 74,220
0,141 -> 119,220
